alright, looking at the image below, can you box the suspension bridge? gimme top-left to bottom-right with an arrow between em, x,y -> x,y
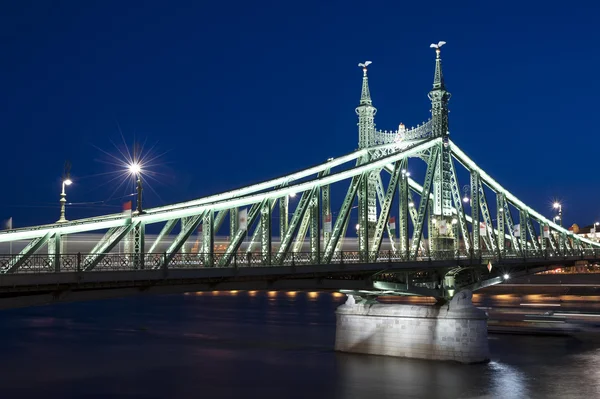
0,43 -> 597,309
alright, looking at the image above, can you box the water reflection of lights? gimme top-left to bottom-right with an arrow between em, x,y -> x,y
212,290 -> 219,295
520,303 -> 561,307
248,291 -> 257,296
286,291 -> 297,297
332,292 -> 344,298
308,292 -> 319,299
268,291 -> 277,297
229,290 -> 239,295
487,361 -> 527,397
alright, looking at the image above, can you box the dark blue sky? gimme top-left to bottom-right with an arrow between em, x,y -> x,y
0,1 -> 598,228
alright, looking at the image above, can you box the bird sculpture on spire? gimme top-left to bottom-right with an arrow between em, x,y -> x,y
358,61 -> 372,75
429,41 -> 446,57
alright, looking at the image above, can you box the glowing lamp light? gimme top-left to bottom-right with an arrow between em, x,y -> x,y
408,201 -> 415,208
503,274 -> 510,280
355,224 -> 360,231
553,202 -> 561,209
129,162 -> 142,175
463,196 -> 469,203
63,179 -> 73,186
451,218 -> 458,225
289,193 -> 296,198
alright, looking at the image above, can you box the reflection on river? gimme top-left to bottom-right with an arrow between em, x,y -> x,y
1,290 -> 599,398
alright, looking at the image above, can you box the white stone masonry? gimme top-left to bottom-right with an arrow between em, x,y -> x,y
334,290 -> 489,364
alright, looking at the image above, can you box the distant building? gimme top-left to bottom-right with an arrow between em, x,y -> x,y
570,223 -> 599,241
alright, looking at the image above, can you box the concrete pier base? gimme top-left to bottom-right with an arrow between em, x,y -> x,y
334,290 -> 489,364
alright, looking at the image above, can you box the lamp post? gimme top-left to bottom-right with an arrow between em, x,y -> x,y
57,178 -> 73,223
129,162 -> 144,214
553,202 -> 562,227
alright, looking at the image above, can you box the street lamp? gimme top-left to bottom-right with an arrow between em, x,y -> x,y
462,185 -> 470,204
129,162 -> 144,214
57,178 -> 73,223
553,202 -> 562,227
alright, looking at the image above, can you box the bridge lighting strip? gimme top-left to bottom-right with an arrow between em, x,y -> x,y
0,139 -> 438,242
136,139 -> 440,224
450,141 -> 600,248
144,141 -> 415,215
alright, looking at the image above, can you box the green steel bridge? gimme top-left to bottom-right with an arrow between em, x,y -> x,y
0,42 -> 598,309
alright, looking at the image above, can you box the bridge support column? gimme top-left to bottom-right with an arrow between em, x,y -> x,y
335,290 -> 489,364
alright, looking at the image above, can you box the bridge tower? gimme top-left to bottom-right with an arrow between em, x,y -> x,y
428,42 -> 455,253
356,62 -> 378,257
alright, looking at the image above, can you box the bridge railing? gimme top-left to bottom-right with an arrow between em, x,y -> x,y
0,247 -> 599,274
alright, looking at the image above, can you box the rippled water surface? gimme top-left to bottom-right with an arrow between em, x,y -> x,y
1,292 -> 599,399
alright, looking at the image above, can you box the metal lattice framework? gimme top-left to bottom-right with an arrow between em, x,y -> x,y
0,43 -> 598,300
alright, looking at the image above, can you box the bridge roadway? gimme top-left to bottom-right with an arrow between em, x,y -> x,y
0,246 -> 597,309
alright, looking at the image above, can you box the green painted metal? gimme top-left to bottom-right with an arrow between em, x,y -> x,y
1,42 -> 599,296
203,212 -> 214,267
470,171 -> 480,257
260,201 -> 271,265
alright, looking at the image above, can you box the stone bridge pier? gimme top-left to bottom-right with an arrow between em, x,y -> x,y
334,290 -> 489,364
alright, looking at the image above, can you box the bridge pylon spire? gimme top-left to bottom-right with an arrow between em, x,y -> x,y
428,41 -> 451,137
428,41 -> 455,253
356,61 -> 377,149
355,61 -> 378,259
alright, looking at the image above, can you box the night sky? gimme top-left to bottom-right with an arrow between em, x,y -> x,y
0,1 -> 598,229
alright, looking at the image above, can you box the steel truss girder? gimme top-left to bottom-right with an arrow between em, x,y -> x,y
398,164 -> 409,257
3,233 -> 52,273
293,205 -> 311,254
448,154 -> 470,253
518,210 -> 527,256
148,219 -> 178,254
162,213 -> 204,267
539,221 -> 547,252
470,171 -> 480,256
371,160 -> 404,253
261,201 -> 272,265
434,142 -> 453,217
309,187 -> 320,264
230,207 -> 238,241
247,189 -> 285,254
410,145 -> 439,259
293,170 -> 329,254
406,188 -> 426,255
219,201 -> 265,266
322,183 -> 331,249
84,225 -> 133,271
376,174 -> 397,251
275,183 -> 320,264
496,193 -> 506,255
450,141 -> 600,249
322,173 -> 364,263
477,180 -> 497,252
203,212 -> 214,266
280,196 -> 288,238
213,210 -> 227,233
502,198 -> 520,255
358,171 -> 370,260
525,212 -> 540,254
133,221 -> 145,269
48,233 -> 62,272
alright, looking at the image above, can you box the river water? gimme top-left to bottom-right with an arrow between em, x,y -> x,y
0,291 -> 599,399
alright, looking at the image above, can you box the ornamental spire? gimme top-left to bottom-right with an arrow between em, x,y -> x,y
356,61 -> 377,149
430,41 -> 446,89
428,41 -> 451,137
358,61 -> 373,105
